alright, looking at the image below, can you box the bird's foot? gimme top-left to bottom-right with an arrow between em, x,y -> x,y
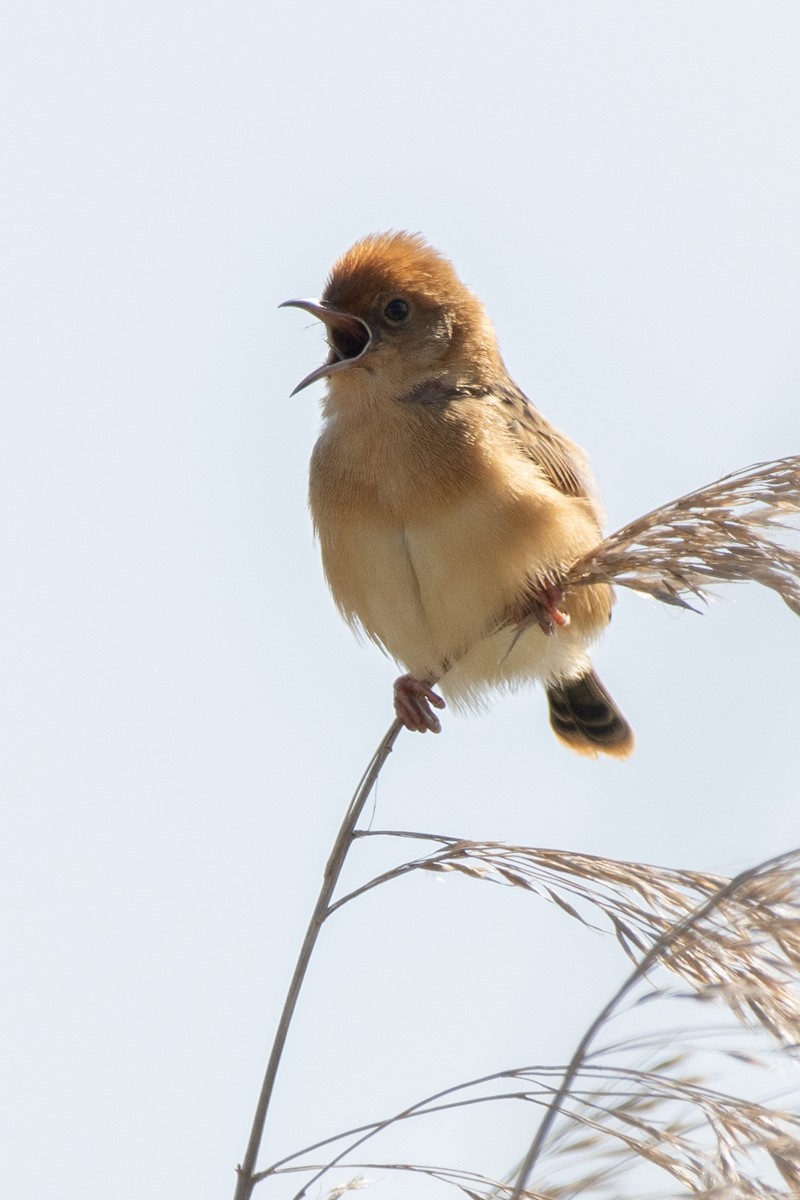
530,581 -> 571,636
393,674 -> 446,734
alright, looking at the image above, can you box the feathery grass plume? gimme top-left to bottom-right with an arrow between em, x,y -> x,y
349,835 -> 800,1047
510,850 -> 800,1199
525,1056 -> 800,1199
563,456 -> 800,613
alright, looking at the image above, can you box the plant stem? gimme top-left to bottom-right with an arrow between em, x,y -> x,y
232,718 -> 404,1200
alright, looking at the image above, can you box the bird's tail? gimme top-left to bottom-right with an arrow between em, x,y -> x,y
546,670 -> 633,759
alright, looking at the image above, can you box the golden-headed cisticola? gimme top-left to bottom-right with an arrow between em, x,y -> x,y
282,232 -> 632,757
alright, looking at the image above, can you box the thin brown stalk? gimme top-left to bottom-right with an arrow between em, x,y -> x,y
232,719 -> 404,1200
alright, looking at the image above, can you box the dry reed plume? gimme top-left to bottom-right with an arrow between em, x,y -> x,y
565,455 -> 800,614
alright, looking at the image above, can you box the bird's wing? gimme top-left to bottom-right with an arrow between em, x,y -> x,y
494,383 -> 593,500
401,377 -> 593,501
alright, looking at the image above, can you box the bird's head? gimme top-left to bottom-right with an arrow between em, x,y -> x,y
282,232 -> 501,402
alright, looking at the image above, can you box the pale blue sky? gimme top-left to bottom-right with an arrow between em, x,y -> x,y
1,3 -> 799,1198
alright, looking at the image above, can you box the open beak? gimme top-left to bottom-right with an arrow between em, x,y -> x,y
280,298 -> 373,395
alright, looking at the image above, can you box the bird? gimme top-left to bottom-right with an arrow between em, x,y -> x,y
282,232 -> 633,758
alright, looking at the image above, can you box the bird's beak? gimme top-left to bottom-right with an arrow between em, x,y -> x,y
280,298 -> 373,395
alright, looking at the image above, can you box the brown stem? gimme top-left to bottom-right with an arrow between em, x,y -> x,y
232,718 -> 404,1200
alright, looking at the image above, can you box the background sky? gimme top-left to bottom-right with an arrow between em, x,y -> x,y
2,3 -> 799,1198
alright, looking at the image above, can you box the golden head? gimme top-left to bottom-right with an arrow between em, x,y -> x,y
282,232 -> 501,399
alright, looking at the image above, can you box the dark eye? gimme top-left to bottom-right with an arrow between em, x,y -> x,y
384,298 -> 409,322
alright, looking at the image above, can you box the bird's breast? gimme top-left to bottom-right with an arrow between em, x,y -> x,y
314,491 -> 529,676
309,411 -> 608,682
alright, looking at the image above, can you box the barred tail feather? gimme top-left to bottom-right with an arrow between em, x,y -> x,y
547,670 -> 634,759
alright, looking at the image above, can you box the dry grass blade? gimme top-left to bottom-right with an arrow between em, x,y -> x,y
563,456 -> 800,614
410,841 -> 800,1046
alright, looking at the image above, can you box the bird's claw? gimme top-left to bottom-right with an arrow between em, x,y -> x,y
393,674 -> 446,734
534,581 -> 570,635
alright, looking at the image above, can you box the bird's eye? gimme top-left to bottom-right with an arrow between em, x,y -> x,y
384,298 -> 409,322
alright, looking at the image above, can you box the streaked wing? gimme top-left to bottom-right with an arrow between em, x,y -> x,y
496,383 -> 592,500
400,376 -> 593,502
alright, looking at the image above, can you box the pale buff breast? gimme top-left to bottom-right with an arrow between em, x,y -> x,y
311,420 -> 612,702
